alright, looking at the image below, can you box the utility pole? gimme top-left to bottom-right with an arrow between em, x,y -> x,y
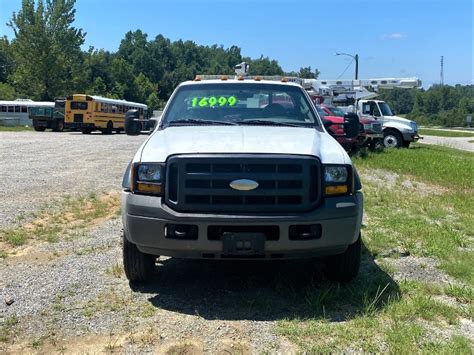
440,56 -> 444,85
355,54 -> 359,80
335,52 -> 359,80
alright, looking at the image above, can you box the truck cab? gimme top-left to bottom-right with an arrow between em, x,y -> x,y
358,99 -> 420,148
121,66 -> 364,284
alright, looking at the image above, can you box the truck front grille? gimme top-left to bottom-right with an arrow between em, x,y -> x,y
165,154 -> 321,213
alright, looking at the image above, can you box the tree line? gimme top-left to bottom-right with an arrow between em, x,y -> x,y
0,0 -> 318,111
378,85 -> 473,127
0,0 -> 471,125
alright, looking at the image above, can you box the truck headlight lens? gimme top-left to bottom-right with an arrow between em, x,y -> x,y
324,166 -> 348,183
133,163 -> 165,195
410,121 -> 417,132
138,164 -> 162,182
324,165 -> 352,196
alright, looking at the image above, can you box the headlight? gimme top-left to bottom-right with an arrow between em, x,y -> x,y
133,163 -> 165,195
324,166 -> 348,183
410,121 -> 417,132
324,165 -> 352,196
138,164 -> 163,182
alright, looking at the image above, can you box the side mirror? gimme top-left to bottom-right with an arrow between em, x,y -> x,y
125,109 -> 141,136
343,112 -> 360,138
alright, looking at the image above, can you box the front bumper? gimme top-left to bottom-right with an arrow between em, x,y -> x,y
402,131 -> 423,142
122,191 -> 363,260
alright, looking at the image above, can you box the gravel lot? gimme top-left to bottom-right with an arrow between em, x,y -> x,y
1,131 -> 471,352
0,131 -> 147,229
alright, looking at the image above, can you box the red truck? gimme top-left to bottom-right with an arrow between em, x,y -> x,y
320,104 -> 384,151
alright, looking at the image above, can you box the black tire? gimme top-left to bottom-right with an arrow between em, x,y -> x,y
52,119 -> 64,132
81,128 -> 92,134
123,233 -> 156,282
33,121 -> 46,132
125,113 -> 141,136
102,121 -> 113,134
402,141 -> 411,148
383,129 -> 403,148
326,235 -> 361,283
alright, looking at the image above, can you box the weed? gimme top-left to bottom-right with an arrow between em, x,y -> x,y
444,284 -> 473,303
0,315 -> 19,343
106,262 -> 124,278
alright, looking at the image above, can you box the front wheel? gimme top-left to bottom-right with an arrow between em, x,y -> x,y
383,130 -> 403,148
325,235 -> 361,283
123,232 -> 156,282
33,121 -> 46,132
52,119 -> 64,132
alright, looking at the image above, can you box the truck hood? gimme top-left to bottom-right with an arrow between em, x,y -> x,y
137,126 -> 350,165
386,115 -> 412,126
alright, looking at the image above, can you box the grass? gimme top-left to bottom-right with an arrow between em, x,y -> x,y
353,144 -> 474,189
277,145 -> 473,352
0,315 -> 19,343
419,128 -> 474,137
0,125 -> 33,131
0,192 -> 120,249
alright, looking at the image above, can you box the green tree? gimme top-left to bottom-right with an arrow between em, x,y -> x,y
298,66 -> 320,79
0,83 -> 17,100
0,36 -> 14,83
8,0 -> 85,100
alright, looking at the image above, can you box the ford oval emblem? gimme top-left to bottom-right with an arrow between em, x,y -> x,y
229,179 -> 259,191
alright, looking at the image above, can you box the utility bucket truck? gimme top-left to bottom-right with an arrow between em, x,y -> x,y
303,77 -> 423,148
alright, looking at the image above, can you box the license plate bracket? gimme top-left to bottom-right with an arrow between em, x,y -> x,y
222,232 -> 265,255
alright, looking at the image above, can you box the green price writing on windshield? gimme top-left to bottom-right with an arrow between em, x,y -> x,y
191,95 -> 237,107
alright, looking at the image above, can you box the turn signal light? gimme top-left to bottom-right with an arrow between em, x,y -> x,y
136,182 -> 162,195
325,185 -> 348,195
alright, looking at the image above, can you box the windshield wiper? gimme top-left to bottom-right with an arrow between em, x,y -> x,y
237,120 -> 309,127
166,118 -> 237,126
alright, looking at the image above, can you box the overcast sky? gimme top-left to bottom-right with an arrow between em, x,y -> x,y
0,0 -> 472,87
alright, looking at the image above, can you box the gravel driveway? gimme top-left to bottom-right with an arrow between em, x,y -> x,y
0,131 -> 147,229
420,135 -> 474,152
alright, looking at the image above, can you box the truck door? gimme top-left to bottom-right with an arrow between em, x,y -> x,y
361,101 -> 382,120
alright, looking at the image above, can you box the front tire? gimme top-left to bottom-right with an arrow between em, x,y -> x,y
383,130 -> 403,148
33,121 -> 46,132
326,235 -> 361,283
123,233 -> 156,282
52,119 -> 64,132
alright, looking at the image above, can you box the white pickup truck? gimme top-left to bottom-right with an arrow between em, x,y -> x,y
358,99 -> 421,148
121,74 -> 364,284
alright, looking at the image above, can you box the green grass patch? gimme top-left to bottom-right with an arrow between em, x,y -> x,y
0,125 -> 33,132
419,128 -> 474,137
0,315 -> 19,343
0,192 -> 120,249
353,144 -> 474,189
277,145 -> 474,352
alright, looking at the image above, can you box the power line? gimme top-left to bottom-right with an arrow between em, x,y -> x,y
337,59 -> 354,79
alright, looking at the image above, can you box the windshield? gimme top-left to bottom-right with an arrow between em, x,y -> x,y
327,106 -> 345,117
71,101 -> 88,110
378,102 -> 393,116
162,83 -> 319,127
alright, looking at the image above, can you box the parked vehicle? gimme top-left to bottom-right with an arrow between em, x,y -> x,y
30,99 -> 66,132
358,99 -> 420,148
303,77 -> 422,148
121,64 -> 364,284
0,99 -> 54,126
64,95 -> 148,134
312,102 -> 361,153
321,104 -> 384,150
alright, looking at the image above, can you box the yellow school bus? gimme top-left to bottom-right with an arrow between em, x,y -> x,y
64,95 -> 148,134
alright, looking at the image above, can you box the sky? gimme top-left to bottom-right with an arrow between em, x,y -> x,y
0,0 -> 472,87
